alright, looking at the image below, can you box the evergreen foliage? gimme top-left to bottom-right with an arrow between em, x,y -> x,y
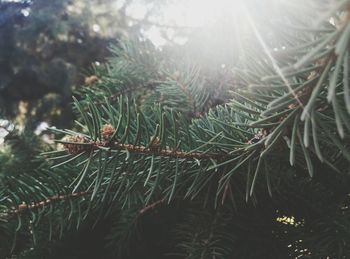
1,0 -> 350,258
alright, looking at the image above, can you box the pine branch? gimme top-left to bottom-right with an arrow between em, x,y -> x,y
166,73 -> 197,115
83,80 -> 157,108
4,191 -> 89,220
56,139 -> 226,160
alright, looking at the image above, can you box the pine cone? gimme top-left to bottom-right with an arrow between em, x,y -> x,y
84,75 -> 99,85
100,124 -> 115,140
62,135 -> 89,154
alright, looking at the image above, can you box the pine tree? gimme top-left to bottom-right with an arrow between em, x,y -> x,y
1,0 -> 350,258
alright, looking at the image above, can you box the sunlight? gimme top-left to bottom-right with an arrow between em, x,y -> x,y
127,0 -> 244,46
159,0 -> 241,27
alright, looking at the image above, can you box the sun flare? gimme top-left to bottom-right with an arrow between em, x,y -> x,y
127,0 -> 245,46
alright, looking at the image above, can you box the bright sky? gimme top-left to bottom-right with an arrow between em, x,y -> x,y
126,0 -> 240,46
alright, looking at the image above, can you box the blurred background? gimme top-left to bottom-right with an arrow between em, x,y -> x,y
0,0 -> 238,144
0,0 -> 235,144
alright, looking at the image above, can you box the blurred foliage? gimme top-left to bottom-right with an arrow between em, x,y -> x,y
0,0 -> 144,130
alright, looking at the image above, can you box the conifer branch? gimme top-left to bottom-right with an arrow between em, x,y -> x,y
167,73 -> 197,114
56,139 -> 227,160
5,191 -> 89,220
104,141 -> 224,160
85,81 -> 157,108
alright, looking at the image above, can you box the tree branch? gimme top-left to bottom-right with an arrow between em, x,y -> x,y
56,139 -> 227,160
4,191 -> 89,220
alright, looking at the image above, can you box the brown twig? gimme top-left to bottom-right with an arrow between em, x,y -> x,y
57,139 -> 227,160
139,199 -> 165,215
105,141 -> 223,160
6,191 -> 89,219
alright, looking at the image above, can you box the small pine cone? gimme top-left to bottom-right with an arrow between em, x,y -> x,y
247,131 -> 265,144
100,124 -> 115,140
84,75 -> 99,85
288,103 -> 298,109
62,135 -> 89,154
